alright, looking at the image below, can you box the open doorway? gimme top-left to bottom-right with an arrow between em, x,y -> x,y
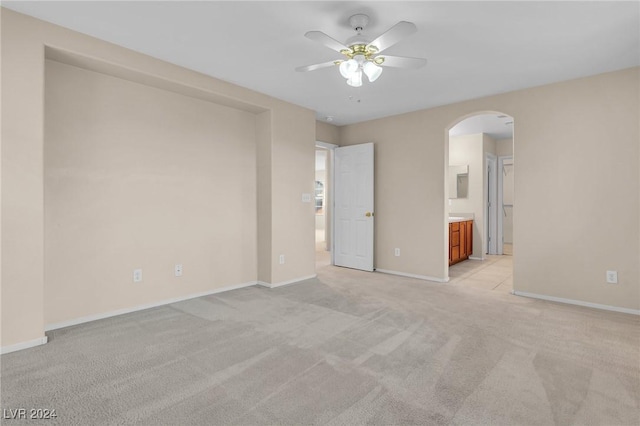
498,156 -> 514,255
446,112 -> 514,293
315,148 -> 328,249
315,142 -> 336,268
316,142 -> 375,272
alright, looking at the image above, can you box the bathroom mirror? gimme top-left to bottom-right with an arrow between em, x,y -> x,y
449,165 -> 469,199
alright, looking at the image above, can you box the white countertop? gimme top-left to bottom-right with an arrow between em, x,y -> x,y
449,216 -> 472,223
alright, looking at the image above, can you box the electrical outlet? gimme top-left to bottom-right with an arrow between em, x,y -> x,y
279,254 -> 285,265
606,270 -> 618,284
394,248 -> 400,257
175,264 -> 183,277
133,269 -> 143,283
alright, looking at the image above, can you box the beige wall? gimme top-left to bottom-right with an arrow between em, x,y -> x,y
0,7 -> 4,347
2,9 -> 46,347
340,67 -> 639,310
340,111 -> 449,279
1,9 -> 316,349
316,121 -> 340,145
256,111 -> 272,284
270,103 -> 316,284
496,137 -> 514,157
44,60 -> 259,324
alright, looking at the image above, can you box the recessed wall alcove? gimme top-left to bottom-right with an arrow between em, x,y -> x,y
43,47 -> 269,327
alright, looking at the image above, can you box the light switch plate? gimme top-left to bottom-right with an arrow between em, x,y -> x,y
302,193 -> 312,203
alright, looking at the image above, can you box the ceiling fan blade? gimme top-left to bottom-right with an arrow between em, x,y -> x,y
377,55 -> 427,69
305,31 -> 350,53
295,60 -> 338,72
367,21 -> 417,53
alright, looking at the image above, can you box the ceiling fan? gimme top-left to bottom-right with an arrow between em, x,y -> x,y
296,14 -> 427,87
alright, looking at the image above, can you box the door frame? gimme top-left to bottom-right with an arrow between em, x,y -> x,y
485,153 -> 498,255
316,141 -> 338,265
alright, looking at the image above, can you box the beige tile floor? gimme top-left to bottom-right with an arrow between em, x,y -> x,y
316,249 -> 513,294
448,255 -> 513,293
316,246 -> 331,267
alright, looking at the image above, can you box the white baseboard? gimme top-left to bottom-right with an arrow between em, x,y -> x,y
1,336 -> 48,355
469,256 -> 484,261
376,269 -> 449,283
45,281 -> 258,332
513,291 -> 640,316
257,274 -> 317,289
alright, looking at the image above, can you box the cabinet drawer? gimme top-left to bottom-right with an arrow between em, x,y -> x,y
450,222 -> 460,231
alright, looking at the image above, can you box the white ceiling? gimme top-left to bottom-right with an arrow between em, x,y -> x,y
4,1 -> 639,126
450,114 -> 513,140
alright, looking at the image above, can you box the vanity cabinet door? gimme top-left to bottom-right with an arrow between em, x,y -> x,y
449,220 -> 473,266
448,224 -> 453,264
450,222 -> 460,265
465,220 -> 473,256
460,222 -> 467,258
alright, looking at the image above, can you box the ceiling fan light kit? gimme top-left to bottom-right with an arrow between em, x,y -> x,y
339,59 -> 358,78
363,61 -> 383,82
347,69 -> 363,87
296,13 -> 427,88
338,50 -> 383,86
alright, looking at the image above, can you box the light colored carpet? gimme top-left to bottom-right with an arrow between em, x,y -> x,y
1,259 -> 638,425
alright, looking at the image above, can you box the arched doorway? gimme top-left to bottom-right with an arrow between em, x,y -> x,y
444,112 -> 514,292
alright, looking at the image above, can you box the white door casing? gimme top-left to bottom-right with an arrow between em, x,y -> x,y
334,143 -> 374,271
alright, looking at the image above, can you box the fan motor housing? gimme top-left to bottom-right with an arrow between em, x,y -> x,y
349,14 -> 369,32
340,44 -> 381,62
345,14 -> 372,47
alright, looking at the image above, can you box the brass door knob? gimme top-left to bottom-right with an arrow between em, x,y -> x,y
365,212 -> 373,217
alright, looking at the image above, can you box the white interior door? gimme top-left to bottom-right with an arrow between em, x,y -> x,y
334,143 -> 374,271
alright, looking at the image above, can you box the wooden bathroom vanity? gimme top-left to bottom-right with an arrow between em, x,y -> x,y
449,218 -> 473,266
